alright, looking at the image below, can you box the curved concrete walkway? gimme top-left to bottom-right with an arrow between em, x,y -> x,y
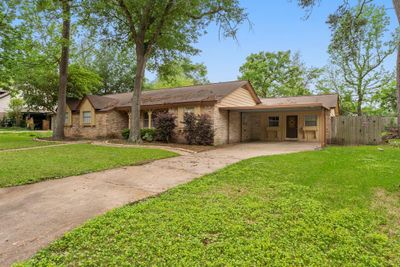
0,142 -> 319,266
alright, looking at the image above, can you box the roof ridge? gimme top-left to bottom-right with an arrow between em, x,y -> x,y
147,80 -> 247,91
102,80 -> 248,97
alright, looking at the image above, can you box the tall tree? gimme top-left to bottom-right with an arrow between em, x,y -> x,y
392,0 -> 400,131
239,51 -> 321,97
327,3 -> 396,116
88,0 -> 247,143
298,0 -> 400,123
0,2 -> 22,90
53,0 -> 71,140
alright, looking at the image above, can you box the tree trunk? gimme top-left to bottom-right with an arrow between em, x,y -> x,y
15,114 -> 21,127
393,0 -> 400,134
53,0 -> 70,140
129,46 -> 146,143
357,83 -> 363,116
397,47 -> 400,133
357,96 -> 363,116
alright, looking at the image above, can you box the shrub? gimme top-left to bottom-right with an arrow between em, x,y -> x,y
154,112 -> 177,143
141,128 -> 156,142
183,113 -> 214,145
121,128 -> 130,139
122,128 -> 157,142
183,112 -> 197,145
195,114 -> 214,145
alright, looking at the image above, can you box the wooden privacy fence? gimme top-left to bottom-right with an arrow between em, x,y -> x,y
330,116 -> 396,145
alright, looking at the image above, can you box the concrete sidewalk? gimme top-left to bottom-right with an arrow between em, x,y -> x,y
0,142 -> 318,266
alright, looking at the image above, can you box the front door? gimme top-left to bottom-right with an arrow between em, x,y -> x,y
286,116 -> 298,139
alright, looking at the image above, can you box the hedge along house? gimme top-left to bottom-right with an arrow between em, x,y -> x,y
63,80 -> 339,146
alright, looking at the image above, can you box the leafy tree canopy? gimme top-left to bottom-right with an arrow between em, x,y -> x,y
147,58 -> 209,90
74,41 -> 137,95
15,64 -> 102,112
322,3 -> 397,115
239,50 -> 321,97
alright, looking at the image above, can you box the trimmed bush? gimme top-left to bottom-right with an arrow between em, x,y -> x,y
141,128 -> 156,142
122,128 -> 157,142
195,114 -> 214,145
154,112 -> 177,143
183,113 -> 214,145
183,112 -> 197,145
121,128 -> 130,139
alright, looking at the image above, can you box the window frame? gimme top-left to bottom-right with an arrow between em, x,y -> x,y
304,115 -> 317,127
82,111 -> 92,125
268,116 -> 280,127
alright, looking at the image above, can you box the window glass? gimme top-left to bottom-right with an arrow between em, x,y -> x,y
304,115 -> 317,127
268,116 -> 279,127
65,113 -> 69,124
151,113 -> 156,128
83,111 -> 91,124
143,112 -> 149,128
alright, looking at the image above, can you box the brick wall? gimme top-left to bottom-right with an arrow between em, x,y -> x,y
168,105 -> 215,144
213,107 -> 228,145
64,110 -> 128,139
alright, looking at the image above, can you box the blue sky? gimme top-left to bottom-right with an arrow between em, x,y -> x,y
186,0 -> 398,83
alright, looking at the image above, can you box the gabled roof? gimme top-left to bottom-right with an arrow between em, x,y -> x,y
85,95 -> 119,111
67,80 -> 260,112
106,80 -> 260,108
66,98 -> 81,111
261,94 -> 339,109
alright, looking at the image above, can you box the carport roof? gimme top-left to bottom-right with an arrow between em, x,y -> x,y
219,103 -> 329,112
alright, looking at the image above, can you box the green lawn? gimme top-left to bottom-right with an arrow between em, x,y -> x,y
0,144 -> 177,187
20,146 -> 400,266
0,131 -> 53,150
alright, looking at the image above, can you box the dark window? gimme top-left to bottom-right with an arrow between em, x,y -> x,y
268,116 -> 279,127
304,115 -> 317,126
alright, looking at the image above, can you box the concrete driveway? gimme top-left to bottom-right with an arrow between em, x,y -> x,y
0,142 -> 318,266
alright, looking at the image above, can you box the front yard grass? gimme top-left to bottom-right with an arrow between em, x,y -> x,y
21,146 -> 400,266
0,144 -> 177,187
0,131 -> 53,150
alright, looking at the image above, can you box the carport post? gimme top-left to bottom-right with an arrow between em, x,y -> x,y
320,108 -> 326,147
227,110 -> 230,144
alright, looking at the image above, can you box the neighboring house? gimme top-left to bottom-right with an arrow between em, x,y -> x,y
0,90 -> 52,129
0,90 -> 11,120
64,80 -> 339,146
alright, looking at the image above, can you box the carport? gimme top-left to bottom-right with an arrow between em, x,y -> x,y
221,103 -> 330,147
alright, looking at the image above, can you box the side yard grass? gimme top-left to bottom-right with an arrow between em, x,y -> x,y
0,144 -> 177,187
20,146 -> 400,266
0,131 -> 53,150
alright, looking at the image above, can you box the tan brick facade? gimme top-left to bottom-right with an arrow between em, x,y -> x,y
62,85 -> 335,146
64,110 -> 128,139
241,109 -> 331,144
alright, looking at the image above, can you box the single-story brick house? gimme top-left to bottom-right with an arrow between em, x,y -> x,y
63,80 -> 339,146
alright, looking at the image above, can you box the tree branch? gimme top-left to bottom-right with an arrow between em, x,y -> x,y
144,0 -> 174,56
116,0 -> 137,41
